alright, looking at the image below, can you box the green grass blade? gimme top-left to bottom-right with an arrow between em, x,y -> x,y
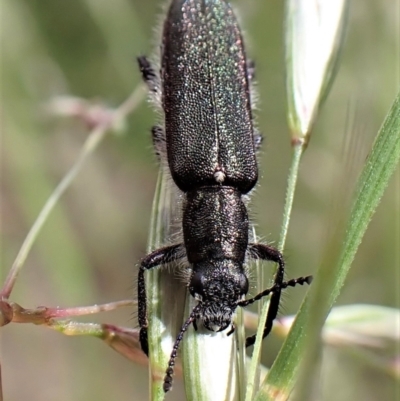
253,89 -> 400,401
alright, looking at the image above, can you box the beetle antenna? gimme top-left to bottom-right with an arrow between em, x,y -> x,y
163,304 -> 201,393
238,275 -> 312,308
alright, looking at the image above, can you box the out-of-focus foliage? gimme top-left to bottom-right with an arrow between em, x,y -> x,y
1,1 -> 398,401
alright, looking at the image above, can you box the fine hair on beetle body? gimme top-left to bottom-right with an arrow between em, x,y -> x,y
137,0 -> 312,393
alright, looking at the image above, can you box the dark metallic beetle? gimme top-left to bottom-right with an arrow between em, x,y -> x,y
137,0 -> 312,392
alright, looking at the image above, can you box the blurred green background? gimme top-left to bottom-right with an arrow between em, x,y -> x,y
1,0 -> 398,400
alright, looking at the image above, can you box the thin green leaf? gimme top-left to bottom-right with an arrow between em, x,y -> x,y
254,90 -> 400,401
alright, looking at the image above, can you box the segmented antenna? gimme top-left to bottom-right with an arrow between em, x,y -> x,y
163,304 -> 201,393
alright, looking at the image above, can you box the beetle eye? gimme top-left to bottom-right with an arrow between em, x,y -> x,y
189,272 -> 205,297
239,274 -> 249,295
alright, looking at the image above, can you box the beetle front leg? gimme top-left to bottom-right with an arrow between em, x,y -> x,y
242,243 -> 312,347
138,244 -> 185,355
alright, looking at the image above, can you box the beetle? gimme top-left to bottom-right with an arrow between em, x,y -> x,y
137,0 -> 312,392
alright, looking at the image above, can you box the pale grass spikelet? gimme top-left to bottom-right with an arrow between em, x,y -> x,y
276,304 -> 400,349
286,0 -> 348,143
